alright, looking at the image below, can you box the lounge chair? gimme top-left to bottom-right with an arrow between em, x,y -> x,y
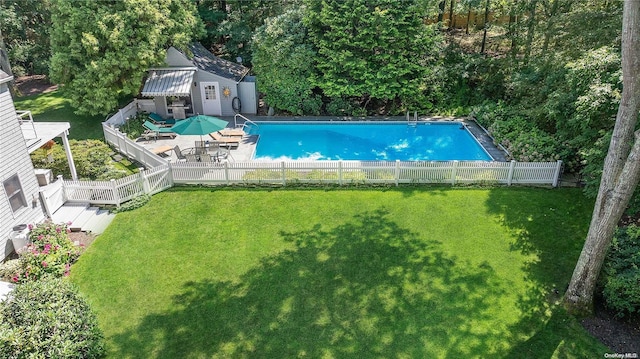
219,128 -> 245,137
149,112 -> 176,127
143,121 -> 177,141
209,131 -> 241,148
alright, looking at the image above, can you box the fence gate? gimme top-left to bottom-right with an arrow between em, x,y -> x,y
39,179 -> 65,217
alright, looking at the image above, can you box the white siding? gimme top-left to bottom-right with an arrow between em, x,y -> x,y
193,71 -> 238,116
0,83 -> 45,259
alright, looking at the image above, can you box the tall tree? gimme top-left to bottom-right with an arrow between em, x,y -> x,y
49,0 -> 204,115
0,0 -> 51,76
304,0 -> 442,112
564,0 -> 640,315
252,7 -> 317,115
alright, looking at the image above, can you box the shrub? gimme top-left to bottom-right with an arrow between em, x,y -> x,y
30,139 -> 128,180
601,225 -> 640,318
326,97 -> 356,116
0,277 -> 105,358
118,112 -> 147,139
11,222 -> 80,283
113,194 -> 151,213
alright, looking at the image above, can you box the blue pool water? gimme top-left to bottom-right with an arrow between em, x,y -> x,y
248,122 -> 492,161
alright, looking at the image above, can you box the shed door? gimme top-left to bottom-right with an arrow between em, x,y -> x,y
200,82 -> 222,116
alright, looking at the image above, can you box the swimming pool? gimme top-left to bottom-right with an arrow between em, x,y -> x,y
248,121 -> 493,161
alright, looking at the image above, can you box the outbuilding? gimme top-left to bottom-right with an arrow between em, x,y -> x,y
139,43 -> 257,119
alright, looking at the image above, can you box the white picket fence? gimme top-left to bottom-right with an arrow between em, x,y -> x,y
65,117 -> 567,206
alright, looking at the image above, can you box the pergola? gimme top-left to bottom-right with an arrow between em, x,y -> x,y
18,111 -> 78,180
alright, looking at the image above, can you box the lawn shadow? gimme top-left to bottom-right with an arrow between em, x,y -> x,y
110,208 -> 507,358
484,188 -> 605,355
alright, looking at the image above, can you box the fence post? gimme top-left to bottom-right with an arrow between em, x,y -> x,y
111,179 -> 121,207
57,175 -> 67,202
224,162 -> 230,185
338,161 -> 343,186
167,161 -> 175,186
395,160 -> 400,186
507,160 -> 516,186
139,168 -> 150,194
281,161 -> 286,186
552,160 -> 563,187
451,161 -> 458,185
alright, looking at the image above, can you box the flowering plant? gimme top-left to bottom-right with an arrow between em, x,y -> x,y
12,221 -> 81,283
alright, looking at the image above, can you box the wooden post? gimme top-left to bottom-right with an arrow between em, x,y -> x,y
281,161 -> 286,186
395,160 -> 400,186
338,161 -> 343,185
224,162 -> 230,185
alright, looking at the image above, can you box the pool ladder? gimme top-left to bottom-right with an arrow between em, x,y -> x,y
407,111 -> 418,127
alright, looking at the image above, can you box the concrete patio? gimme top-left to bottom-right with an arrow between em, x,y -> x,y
136,127 -> 258,164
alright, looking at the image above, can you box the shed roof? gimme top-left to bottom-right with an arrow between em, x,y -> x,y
141,68 -> 195,97
185,43 -> 249,82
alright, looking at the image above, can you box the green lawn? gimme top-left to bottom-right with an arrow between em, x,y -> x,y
71,187 -> 607,358
13,90 -> 109,140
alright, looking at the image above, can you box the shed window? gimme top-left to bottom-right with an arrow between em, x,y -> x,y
3,174 -> 27,213
204,85 -> 217,100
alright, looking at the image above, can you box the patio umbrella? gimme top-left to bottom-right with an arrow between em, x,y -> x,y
170,114 -> 228,136
170,114 -> 229,147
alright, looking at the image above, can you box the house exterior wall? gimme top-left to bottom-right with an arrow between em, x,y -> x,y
0,80 -> 45,259
192,71 -> 239,116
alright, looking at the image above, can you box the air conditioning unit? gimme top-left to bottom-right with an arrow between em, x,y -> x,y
34,168 -> 53,186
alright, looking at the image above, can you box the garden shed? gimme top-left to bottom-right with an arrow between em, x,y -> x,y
140,43 -> 257,118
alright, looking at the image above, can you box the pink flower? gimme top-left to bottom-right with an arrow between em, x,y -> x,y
56,227 -> 61,233
28,224 -> 33,230
67,221 -> 72,226
11,274 -> 19,283
41,261 -> 48,267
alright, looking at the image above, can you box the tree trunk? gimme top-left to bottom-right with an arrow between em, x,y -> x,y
564,0 -> 640,316
449,0 -> 456,29
466,9 -> 472,34
438,1 -> 446,23
541,0 -> 560,56
480,0 -> 490,54
524,0 -> 538,63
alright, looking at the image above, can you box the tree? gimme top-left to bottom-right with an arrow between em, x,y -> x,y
564,0 -> 640,315
252,7 -> 317,115
49,0 -> 204,116
0,0 -> 51,76
304,0 -> 442,112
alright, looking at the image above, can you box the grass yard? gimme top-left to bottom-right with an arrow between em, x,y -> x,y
71,187 -> 608,358
13,90 -> 109,140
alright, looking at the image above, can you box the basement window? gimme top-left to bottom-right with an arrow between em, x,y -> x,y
3,174 -> 27,213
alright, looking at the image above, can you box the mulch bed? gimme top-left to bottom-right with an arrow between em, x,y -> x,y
14,75 -> 58,96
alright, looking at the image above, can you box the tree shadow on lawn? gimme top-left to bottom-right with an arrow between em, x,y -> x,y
485,188 -> 607,356
110,208 -> 509,358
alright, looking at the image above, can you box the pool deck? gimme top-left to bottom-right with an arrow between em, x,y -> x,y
137,116 -> 508,164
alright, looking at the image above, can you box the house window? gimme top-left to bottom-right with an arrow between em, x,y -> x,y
3,174 -> 27,213
204,85 -> 216,100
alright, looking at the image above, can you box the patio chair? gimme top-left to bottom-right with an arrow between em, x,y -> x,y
199,153 -> 215,163
219,127 -> 245,137
184,154 -> 199,162
143,121 -> 177,141
149,112 -> 176,127
173,146 -> 187,162
209,131 -> 240,148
